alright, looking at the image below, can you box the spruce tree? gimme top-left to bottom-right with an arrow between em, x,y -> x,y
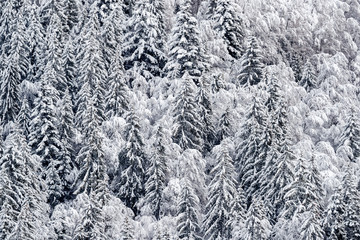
239,200 -> 271,240
165,0 -> 208,84
105,46 -> 129,119
121,216 -> 135,240
216,108 -> 233,144
0,9 -> 29,125
203,142 -> 238,240
177,178 -> 202,240
259,139 -> 296,221
211,0 -> 245,59
299,60 -> 317,91
230,186 -> 247,240
337,111 -> 360,163
0,123 -> 49,239
114,111 -> 147,215
144,126 -> 169,220
196,80 -> 216,154
289,53 -> 303,83
237,36 -> 263,87
122,0 -> 166,87
235,96 -> 267,197
16,97 -> 31,137
172,75 -> 203,151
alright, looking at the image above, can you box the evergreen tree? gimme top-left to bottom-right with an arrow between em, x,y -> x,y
230,186 -> 247,240
324,168 -> 360,240
177,178 -> 202,240
105,46 -> 129,119
73,97 -> 109,197
144,127 -> 169,220
196,79 -> 216,154
289,52 -> 303,83
121,216 -> 135,240
0,9 -> 29,125
114,111 -> 147,215
299,60 -> 317,91
203,142 -> 237,240
63,0 -> 79,34
337,111 -> 360,163
0,123 -> 49,239
28,79 -> 69,207
216,108 -> 233,144
62,34 -> 77,101
211,0 -> 245,59
16,97 -> 31,137
239,200 -> 271,240
172,76 -> 203,151
122,0 -> 166,87
259,139 -> 296,221
237,36 -> 263,87
75,3 -> 107,129
165,0 -> 208,84
235,96 -> 267,197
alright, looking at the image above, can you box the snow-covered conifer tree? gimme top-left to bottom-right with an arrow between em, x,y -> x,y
211,0 -> 245,59
203,141 -> 237,240
114,111 -> 147,215
145,126 -> 169,220
172,75 -> 203,151
237,36 -> 263,87
177,179 -> 202,240
165,0 -> 208,84
299,60 -> 317,91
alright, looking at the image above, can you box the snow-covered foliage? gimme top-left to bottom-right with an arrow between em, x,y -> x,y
0,0 -> 360,239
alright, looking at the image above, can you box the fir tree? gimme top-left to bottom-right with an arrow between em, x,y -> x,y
172,76 -> 203,151
299,60 -> 317,91
211,0 -> 245,59
144,127 -> 169,220
203,142 -> 238,240
289,52 -> 303,83
16,97 -> 31,137
337,111 -> 360,163
114,111 -> 147,215
230,186 -> 247,240
122,0 -> 166,87
121,216 -> 135,240
62,34 -> 77,101
165,0 -> 208,84
177,179 -> 202,240
237,36 -> 263,87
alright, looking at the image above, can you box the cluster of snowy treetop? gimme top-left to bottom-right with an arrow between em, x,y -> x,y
1,0 -> 360,239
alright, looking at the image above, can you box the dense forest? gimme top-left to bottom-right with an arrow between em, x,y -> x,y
0,0 -> 360,239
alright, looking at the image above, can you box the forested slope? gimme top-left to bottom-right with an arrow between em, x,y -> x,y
0,0 -> 360,239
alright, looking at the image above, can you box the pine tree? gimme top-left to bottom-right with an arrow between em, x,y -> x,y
165,0 -> 208,84
105,46 -> 129,119
114,111 -> 147,215
177,179 -> 202,240
203,142 -> 238,240
237,36 -> 263,87
337,111 -> 360,163
299,60 -> 317,91
0,9 -> 29,125
122,0 -> 166,87
172,76 -> 203,151
196,79 -> 216,154
145,127 -> 169,220
211,0 -> 245,59
239,200 -> 271,240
